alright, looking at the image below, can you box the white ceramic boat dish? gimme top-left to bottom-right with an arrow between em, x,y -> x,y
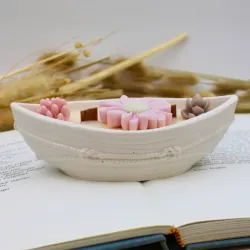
11,95 -> 238,182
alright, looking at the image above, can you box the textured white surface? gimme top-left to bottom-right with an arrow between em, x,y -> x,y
11,95 -> 238,181
1,114 -> 250,250
0,0 -> 249,79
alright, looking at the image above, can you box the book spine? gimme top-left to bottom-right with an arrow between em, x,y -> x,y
169,228 -> 185,248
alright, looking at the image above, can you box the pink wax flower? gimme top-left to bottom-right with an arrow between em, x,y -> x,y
98,95 -> 172,130
35,97 -> 70,121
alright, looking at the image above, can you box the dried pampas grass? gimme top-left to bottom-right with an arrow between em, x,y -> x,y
0,72 -> 69,107
166,71 -> 199,86
37,52 -> 79,72
0,108 -> 14,131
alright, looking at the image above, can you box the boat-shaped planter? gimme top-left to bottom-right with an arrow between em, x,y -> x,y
11,95 -> 238,182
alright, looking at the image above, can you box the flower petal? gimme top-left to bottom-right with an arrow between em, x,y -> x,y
148,100 -> 171,112
138,112 -> 149,130
121,112 -> 133,130
188,113 -> 196,119
166,113 -> 172,125
40,105 -> 48,115
192,106 -> 204,116
204,100 -> 210,112
99,101 -> 123,108
129,116 -> 139,130
61,105 -> 70,120
46,110 -> 53,118
99,106 -> 124,123
51,104 -> 59,118
52,97 -> 66,109
107,110 -> 123,128
141,97 -> 153,104
181,109 -> 189,119
57,113 -> 64,120
155,110 -> 168,116
148,112 -> 157,129
157,113 -> 166,127
191,94 -> 205,107
40,99 -> 52,109
186,99 -> 192,111
120,95 -> 130,105
98,107 -> 108,123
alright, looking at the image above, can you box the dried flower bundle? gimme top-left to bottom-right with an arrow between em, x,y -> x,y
0,31 -> 250,131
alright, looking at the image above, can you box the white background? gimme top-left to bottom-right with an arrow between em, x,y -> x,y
0,0 -> 249,79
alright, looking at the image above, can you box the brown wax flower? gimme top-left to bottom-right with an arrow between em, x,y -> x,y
181,94 -> 210,119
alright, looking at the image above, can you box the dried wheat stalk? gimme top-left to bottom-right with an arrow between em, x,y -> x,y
0,32 -> 115,81
59,32 -> 189,94
1,31 -> 250,131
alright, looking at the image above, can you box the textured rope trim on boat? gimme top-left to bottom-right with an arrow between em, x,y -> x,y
15,125 -> 182,162
14,122 -> 231,163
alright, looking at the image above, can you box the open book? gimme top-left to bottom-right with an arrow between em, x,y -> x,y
1,114 -> 250,250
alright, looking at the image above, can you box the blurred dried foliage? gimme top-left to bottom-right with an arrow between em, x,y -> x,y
1,39 -> 250,132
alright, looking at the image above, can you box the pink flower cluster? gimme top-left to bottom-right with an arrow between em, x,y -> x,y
98,95 -> 172,130
35,97 -> 70,121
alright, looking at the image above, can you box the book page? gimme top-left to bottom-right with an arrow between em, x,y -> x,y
0,131 -> 43,193
146,114 -> 250,227
2,115 -> 249,249
192,114 -> 250,171
190,114 -> 250,171
146,163 -> 250,227
0,131 -> 158,250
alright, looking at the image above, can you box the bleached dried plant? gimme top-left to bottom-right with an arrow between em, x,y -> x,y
1,31 -> 250,131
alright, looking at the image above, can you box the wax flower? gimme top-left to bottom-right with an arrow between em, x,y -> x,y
98,95 -> 172,130
35,97 -> 70,121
